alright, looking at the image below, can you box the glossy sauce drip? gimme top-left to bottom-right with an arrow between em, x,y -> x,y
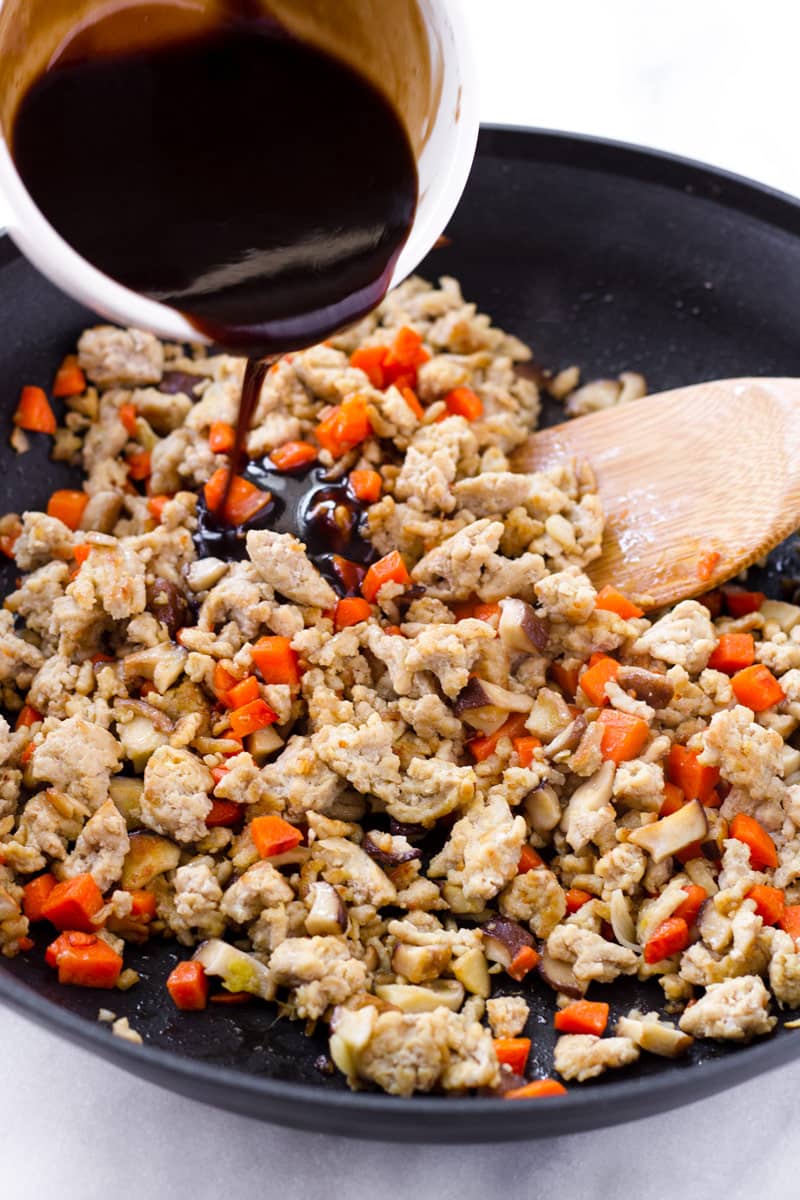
194,457 -> 376,594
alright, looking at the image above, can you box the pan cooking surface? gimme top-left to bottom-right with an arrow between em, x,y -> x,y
2,127 -> 800,1140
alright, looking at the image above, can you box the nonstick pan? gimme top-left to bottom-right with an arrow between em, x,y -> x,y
2,126 -> 800,1142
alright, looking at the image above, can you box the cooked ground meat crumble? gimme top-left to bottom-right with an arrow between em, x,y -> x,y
1,274 -> 798,1097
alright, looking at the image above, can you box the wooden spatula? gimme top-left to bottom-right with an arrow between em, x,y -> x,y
511,378 -> 800,611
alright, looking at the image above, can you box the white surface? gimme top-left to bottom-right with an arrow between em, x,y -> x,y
3,2 -> 800,1197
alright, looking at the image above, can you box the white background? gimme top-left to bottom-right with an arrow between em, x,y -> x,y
3,2 -> 800,1197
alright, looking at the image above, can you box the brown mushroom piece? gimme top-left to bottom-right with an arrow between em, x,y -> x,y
304,882 -> 347,936
147,577 -> 192,640
628,799 -> 708,863
616,666 -> 675,709
159,370 -> 206,396
482,916 -> 536,970
120,832 -> 181,890
537,945 -> 586,999
498,598 -> 550,655
391,941 -> 452,983
362,833 -> 421,867
453,678 -> 533,735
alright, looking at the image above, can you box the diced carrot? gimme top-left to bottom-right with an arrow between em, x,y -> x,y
91,653 -> 114,665
52,355 -> 87,397
334,597 -> 373,630
554,1000 -> 609,1037
513,736 -> 541,768
45,929 -> 96,967
349,469 -> 382,503
206,799 -> 244,828
517,844 -> 544,874
779,905 -> 800,942
660,782 -> 685,817
210,990 -> 252,1005
697,589 -> 723,618
550,662 -> 581,700
666,744 -> 720,804
361,550 -> 411,603
400,386 -> 424,419
468,713 -> 529,762
22,873 -> 57,922
565,887 -> 593,913
472,602 -> 502,624
747,884 -> 785,926
507,945 -> 540,982
596,710 -> 650,763
228,699 -> 277,738
126,450 -> 152,480
41,873 -> 104,932
73,543 -> 92,568
644,916 -> 690,964
118,402 -> 138,436
129,890 -> 157,920
723,587 -> 765,617
330,555 -> 366,596
444,386 -> 483,421
167,960 -> 209,1010
730,812 -> 778,869
211,766 -> 230,785
702,788 -> 722,810
15,704 -> 42,730
350,345 -> 389,389
674,839 -> 705,866
384,625 -> 404,637
49,932 -> 122,988
731,663 -> 785,712
579,654 -> 620,706
147,494 -> 172,522
708,633 -> 755,674
672,884 -> 707,926
270,440 -> 318,472
315,395 -> 371,458
223,674 -> 260,709
594,585 -> 644,619
213,662 -> 239,697
382,326 -> 430,388
203,468 -> 271,526
250,814 -> 303,858
20,742 -> 35,765
47,489 -> 88,531
13,385 -> 57,433
18,937 -> 34,952
208,421 -> 236,454
493,1037 -> 531,1074
504,1078 -> 567,1100
251,635 -> 301,686
697,550 -> 720,581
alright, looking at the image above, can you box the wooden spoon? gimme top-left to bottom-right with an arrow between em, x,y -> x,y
511,378 -> 800,611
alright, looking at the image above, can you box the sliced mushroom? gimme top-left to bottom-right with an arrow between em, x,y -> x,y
544,714 -> 587,758
193,939 -> 274,999
537,945 -> 585,999
452,947 -> 491,998
482,916 -> 535,969
374,980 -> 464,1013
391,941 -> 451,984
362,832 -> 421,867
525,687 -> 573,742
147,578 -> 191,640
560,761 -> 616,852
304,881 -> 347,936
115,714 -> 170,772
609,889 -> 639,952
247,726 -> 284,765
159,369 -> 206,396
616,1011 -> 693,1057
109,776 -> 144,829
185,557 -> 229,593
525,784 -> 562,835
120,832 -> 180,890
498,599 -> 550,655
122,643 -> 187,694
617,666 -> 675,709
628,799 -> 708,863
454,678 -> 533,735
328,1004 -> 378,1080
388,818 -> 428,843
113,699 -> 174,733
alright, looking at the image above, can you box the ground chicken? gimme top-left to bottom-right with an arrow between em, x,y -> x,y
246,530 -> 337,609
314,837 -> 397,908
499,867 -> 567,937
546,925 -> 639,986
168,858 -> 225,944
60,798 -> 130,891
390,756 -> 476,825
220,861 -> 294,924
486,996 -> 531,1039
78,326 -> 164,388
428,794 -> 527,902
312,714 -> 401,803
31,716 -> 121,811
699,705 -> 786,802
268,936 -> 369,1019
554,1034 -> 640,1082
141,746 -> 213,843
633,600 -> 716,674
678,975 -> 776,1040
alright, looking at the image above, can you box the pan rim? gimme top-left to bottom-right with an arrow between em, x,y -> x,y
2,123 -> 800,1140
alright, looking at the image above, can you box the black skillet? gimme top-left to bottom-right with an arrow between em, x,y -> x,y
2,126 -> 800,1142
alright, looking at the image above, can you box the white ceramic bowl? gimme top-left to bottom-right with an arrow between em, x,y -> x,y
0,0 -> 478,344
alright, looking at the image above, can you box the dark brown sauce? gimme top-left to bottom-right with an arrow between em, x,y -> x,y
11,4 -> 419,554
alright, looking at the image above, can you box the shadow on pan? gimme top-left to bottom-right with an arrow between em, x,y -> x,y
1,126 -> 800,1142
